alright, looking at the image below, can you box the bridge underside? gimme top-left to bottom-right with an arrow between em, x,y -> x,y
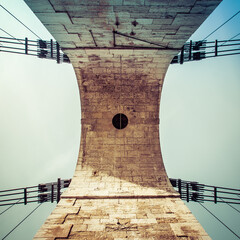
25,0 -> 221,239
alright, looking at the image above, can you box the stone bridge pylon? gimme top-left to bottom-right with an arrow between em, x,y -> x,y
25,0 -> 221,239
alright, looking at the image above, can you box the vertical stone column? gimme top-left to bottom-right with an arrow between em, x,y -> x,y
24,0 -> 222,239
34,49 -> 211,239
63,49 -> 176,198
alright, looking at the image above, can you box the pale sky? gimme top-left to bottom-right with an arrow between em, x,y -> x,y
0,0 -> 240,239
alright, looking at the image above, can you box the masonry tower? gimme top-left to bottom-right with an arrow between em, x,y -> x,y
25,0 -> 221,239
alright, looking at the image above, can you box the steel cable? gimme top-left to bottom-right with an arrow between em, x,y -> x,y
219,32 -> 240,47
1,202 -> 43,240
218,196 -> 240,214
0,199 -> 22,216
0,4 -> 42,39
198,202 -> 240,239
203,10 -> 240,40
0,27 -> 23,43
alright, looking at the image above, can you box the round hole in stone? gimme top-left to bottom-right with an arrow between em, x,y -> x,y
112,113 -> 128,130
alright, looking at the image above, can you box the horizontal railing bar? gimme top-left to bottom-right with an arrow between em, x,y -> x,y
0,200 -> 48,207
0,36 -> 38,42
0,189 -> 39,198
0,197 -> 23,202
198,189 -> 240,195
0,185 -> 38,193
0,49 -> 38,56
0,195 -> 42,203
0,40 -> 38,47
205,52 -> 240,58
0,192 -> 25,197
186,39 -> 240,45
196,199 -> 240,204
171,179 -> 240,192
0,45 -> 38,52
202,43 -> 240,49
175,52 -> 240,62
205,48 -> 240,54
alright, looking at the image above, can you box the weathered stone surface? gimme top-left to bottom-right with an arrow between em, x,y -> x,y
24,0 -> 221,239
35,198 -> 212,239
25,0 -> 221,49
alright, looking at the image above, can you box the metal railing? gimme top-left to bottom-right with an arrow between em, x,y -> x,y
1,35 -> 240,64
0,178 -> 239,207
171,39 -> 240,64
0,36 -> 70,63
0,178 -> 71,206
170,178 -> 240,205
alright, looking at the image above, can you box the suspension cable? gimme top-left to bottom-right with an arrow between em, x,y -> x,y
0,198 -> 22,216
0,27 -> 23,44
0,4 -> 42,39
218,196 -> 240,214
203,10 -> 240,40
198,202 -> 240,239
219,32 -> 240,47
2,202 -> 43,240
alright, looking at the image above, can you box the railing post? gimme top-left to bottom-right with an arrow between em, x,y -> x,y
178,179 -> 182,199
51,183 -> 54,203
189,40 -> 192,61
24,188 -> 27,205
214,187 -> 217,204
50,39 -> 53,58
215,40 -> 218,56
25,37 -> 28,54
186,183 -> 189,202
180,46 -> 184,64
56,42 -> 60,64
57,178 -> 61,203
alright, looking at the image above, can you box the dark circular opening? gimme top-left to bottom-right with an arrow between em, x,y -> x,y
112,113 -> 128,130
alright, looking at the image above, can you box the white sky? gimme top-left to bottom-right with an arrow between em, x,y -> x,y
0,0 -> 240,239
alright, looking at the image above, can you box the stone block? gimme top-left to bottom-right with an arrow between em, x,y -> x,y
123,0 -> 144,5
34,224 -> 72,238
35,12 -> 72,24
24,0 -> 55,12
172,13 -> 206,26
99,0 -> 123,5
